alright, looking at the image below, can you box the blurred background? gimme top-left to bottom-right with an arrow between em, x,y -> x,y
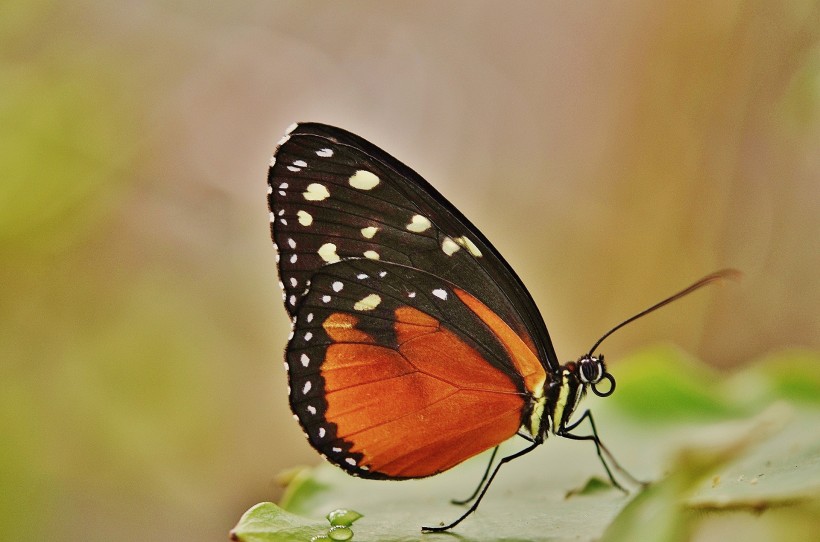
1,1 -> 817,540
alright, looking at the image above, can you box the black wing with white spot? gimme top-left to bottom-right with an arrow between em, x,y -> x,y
268,123 -> 559,371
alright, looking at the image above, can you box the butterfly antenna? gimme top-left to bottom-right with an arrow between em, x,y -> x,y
586,269 -> 741,357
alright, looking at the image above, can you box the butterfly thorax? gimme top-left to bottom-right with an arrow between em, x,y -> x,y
532,354 -> 609,440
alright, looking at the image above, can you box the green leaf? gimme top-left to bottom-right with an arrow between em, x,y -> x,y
230,502 -> 327,542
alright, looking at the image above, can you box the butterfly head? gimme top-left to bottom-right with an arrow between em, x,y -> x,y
575,354 -> 616,398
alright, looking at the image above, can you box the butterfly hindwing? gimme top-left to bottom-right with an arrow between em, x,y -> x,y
268,123 -> 559,371
285,258 -> 545,479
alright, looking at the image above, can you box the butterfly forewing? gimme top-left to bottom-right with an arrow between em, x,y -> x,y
268,123 -> 559,371
286,258 -> 540,479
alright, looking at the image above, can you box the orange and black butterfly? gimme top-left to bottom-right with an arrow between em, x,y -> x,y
266,123 -> 735,531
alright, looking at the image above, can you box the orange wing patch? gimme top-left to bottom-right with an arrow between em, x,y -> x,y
454,288 -> 546,394
321,306 -> 525,478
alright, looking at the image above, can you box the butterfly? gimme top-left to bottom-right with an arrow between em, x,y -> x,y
266,122 -> 735,531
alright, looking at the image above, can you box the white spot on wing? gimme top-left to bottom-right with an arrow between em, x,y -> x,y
293,160 -> 307,168
360,226 -> 378,239
354,294 -> 382,311
332,281 -> 344,292
290,254 -> 298,263
356,273 -> 369,280
442,236 -> 460,256
316,148 -> 334,158
433,288 -> 448,300
303,183 -> 330,201
408,291 -> 416,298
302,381 -> 311,394
269,212 -> 275,223
307,405 -> 317,414
318,427 -> 325,438
267,185 -> 273,195
345,457 -> 356,466
406,214 -> 432,233
269,155 -> 277,167
300,353 -> 310,367
348,170 -> 380,190
289,277 -> 297,287
378,271 -> 387,278
306,313 -> 314,323
287,165 -> 301,172
297,210 -> 313,226
363,250 -> 379,260
287,238 -> 296,248
289,295 -> 296,306
322,295 -> 331,303
304,331 -> 313,341
318,243 -> 340,263
456,236 -> 483,257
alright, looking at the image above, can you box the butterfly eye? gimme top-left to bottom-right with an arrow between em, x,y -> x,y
578,355 -> 604,384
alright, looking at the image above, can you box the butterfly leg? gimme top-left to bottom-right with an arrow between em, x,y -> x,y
450,445 -> 499,506
558,409 -> 647,492
422,441 -> 540,532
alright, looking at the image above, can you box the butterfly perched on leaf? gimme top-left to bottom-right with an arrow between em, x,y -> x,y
266,122 -> 735,531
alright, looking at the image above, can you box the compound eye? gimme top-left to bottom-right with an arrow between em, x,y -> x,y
580,357 -> 604,384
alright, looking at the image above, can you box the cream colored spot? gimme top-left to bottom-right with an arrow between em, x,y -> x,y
360,226 -> 378,239
318,243 -> 340,263
354,293 -> 382,311
297,210 -> 313,226
406,214 -> 432,233
363,250 -> 380,260
441,236 -> 460,256
348,170 -> 380,190
303,183 -> 330,201
456,236 -> 483,257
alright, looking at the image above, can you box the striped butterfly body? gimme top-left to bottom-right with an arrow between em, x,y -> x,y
267,123 -> 728,531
